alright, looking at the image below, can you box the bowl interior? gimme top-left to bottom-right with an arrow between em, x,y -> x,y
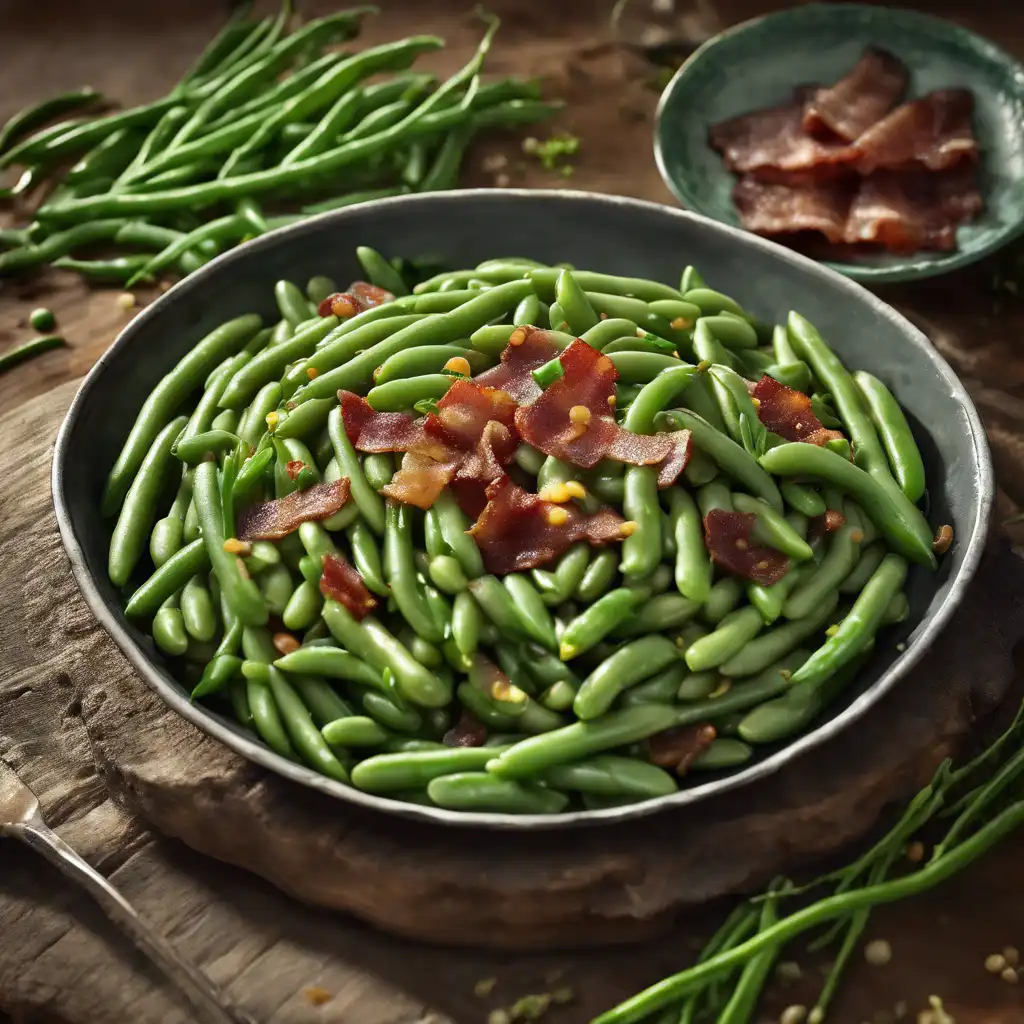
53,189 -> 992,829
655,2 -> 1024,283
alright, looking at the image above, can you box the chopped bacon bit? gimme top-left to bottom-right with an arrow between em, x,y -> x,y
454,420 -> 516,488
425,378 -> 518,455
338,391 -> 436,455
285,459 -> 306,481
468,476 -> 626,574
318,281 -> 394,319
808,508 -> 847,546
475,325 -> 561,403
752,376 -> 844,447
802,48 -> 908,142
933,524 -> 953,555
349,280 -> 395,309
319,552 -> 377,620
238,478 -> 351,541
703,509 -> 790,585
648,723 -> 717,775
450,478 -> 491,520
515,339 -> 691,485
444,710 -> 488,747
381,450 -> 459,510
273,632 -> 300,656
824,508 -> 846,532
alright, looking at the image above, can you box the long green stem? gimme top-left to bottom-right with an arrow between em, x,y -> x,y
592,802 -> 1024,1024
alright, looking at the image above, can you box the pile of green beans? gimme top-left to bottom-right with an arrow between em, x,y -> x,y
0,4 -> 555,291
102,249 -> 943,816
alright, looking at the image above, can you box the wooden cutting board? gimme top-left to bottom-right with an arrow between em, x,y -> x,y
4,1 -> 1024,1022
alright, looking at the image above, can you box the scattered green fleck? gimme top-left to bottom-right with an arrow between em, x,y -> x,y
559,165 -> 574,178
509,993 -> 552,1021
522,132 -> 580,173
414,397 -> 439,415
550,986 -> 574,1005
474,977 -> 498,998
29,307 -> 55,332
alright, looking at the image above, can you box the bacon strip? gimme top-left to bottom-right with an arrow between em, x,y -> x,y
238,478 -> 351,541
318,281 -> 395,318
515,339 -> 692,486
469,476 -> 628,574
475,326 -> 561,403
710,92 -> 858,182
844,166 -> 982,253
338,391 -> 431,454
855,89 -> 977,175
752,375 -> 844,447
319,552 -> 377,620
802,48 -> 908,142
733,175 -> 854,243
703,509 -> 790,585
381,451 -> 460,510
425,378 -> 518,456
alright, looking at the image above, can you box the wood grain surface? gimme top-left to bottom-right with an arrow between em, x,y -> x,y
3,1 -> 1024,1022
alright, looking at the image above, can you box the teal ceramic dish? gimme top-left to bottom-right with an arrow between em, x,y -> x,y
654,3 -> 1024,283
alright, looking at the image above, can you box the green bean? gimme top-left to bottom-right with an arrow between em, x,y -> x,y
657,408 -> 783,511
512,293 -> 545,327
280,579 -> 321,631
554,268 -> 600,335
697,480 -> 733,517
272,646 -> 381,690
692,739 -> 754,771
126,539 -> 209,618
542,755 -> 677,799
367,372 -> 452,411
102,314 -> 262,516
679,266 -> 706,293
356,245 -> 408,296
784,525 -> 863,620
575,548 -> 619,602
451,591 -> 482,656
759,443 -> 935,567
150,477 -> 191,568
373,344 -> 486,385
180,573 -> 217,642
406,633 -> 443,670
574,635 -> 680,719
580,318 -> 639,351
171,429 -> 240,465
683,287 -> 747,318
665,487 -> 712,605
685,606 -> 764,671
427,772 -> 568,814
747,563 -> 810,625
612,593 -> 700,638
322,599 -> 449,708
719,590 -> 839,678
559,589 -> 640,660
780,481 -> 825,517
274,279 -> 314,327
699,313 -> 758,350
153,594 -> 189,655
255,562 -> 293,616
731,492 -> 813,561
327,405 -> 385,534
322,715 -> 391,748
264,667 -> 348,780
433,488 -> 484,578
853,371 -> 926,503
882,591 -> 909,624
352,745 -> 510,793
385,500 -> 444,642
467,575 -> 527,639
793,554 -> 907,687
840,540 -> 887,594
675,670 -> 718,701
361,689 -> 422,734
622,662 -> 690,705
108,415 -> 187,587
528,268 -> 682,304
620,467 -> 661,580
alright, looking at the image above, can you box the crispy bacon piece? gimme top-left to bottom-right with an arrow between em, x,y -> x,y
319,552 -> 377,620
475,325 -> 561,403
703,509 -> 790,585
648,724 -> 718,775
733,175 -> 854,243
803,48 -> 908,142
318,281 -> 395,318
809,508 -> 847,546
238,479 -> 351,541
844,166 -> 982,252
752,375 -> 844,447
515,339 -> 692,485
285,459 -> 306,481
855,89 -> 977,174
443,710 -> 488,747
468,476 -> 628,574
381,451 -> 459,510
338,391 -> 431,454
710,92 -> 858,182
425,378 -> 518,457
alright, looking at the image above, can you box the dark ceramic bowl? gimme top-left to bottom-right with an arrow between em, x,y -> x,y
655,3 -> 1024,283
53,190 -> 992,829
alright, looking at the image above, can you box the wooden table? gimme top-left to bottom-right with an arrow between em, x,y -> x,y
2,1 -> 1024,1022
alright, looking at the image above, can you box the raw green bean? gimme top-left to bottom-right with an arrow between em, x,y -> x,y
528,268 -> 682,304
784,525 -> 863,620
352,745 -> 509,793
541,755 -> 677,799
691,738 -> 753,770
703,576 -> 743,621
433,488 -> 484,578
356,245 -> 409,296
555,268 -> 600,335
719,591 -> 839,678
780,481 -> 826,517
758,443 -> 935,567
666,487 -> 712,604
574,635 -> 680,719
575,548 -> 619,602
747,563 -> 810,625
327,405 -> 385,535
427,772 -> 569,814
792,554 -> 907,687
451,590 -> 481,655
840,540 -> 887,594
322,715 -> 391,748
102,313 -> 262,516
367,373 -> 452,410
126,539 -> 209,618
559,588 -> 640,660
180,573 -> 217,641
503,574 -> 558,650
108,416 -> 187,587
267,667 -> 349,780
384,500 -> 444,642
153,595 -> 189,655
612,593 -> 700,637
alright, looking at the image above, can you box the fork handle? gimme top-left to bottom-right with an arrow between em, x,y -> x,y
9,818 -> 257,1024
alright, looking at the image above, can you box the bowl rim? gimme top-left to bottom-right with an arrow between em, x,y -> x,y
52,187 -> 993,830
653,1 -> 1024,284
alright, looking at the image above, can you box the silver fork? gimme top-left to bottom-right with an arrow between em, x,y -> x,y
0,757 -> 258,1024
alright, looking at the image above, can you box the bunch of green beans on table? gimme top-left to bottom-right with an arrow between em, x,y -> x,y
0,3 -> 555,302
102,251 -> 947,816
